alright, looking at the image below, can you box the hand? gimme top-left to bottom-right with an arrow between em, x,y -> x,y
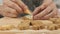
33,0 -> 58,20
0,0 -> 28,17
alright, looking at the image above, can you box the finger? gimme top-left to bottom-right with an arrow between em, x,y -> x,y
11,0 -> 28,10
41,8 -> 58,20
43,0 -> 53,3
33,7 -> 42,16
11,0 -> 31,14
33,3 -> 54,20
3,0 -> 23,14
0,5 -> 18,17
33,0 -> 53,16
6,8 -> 18,17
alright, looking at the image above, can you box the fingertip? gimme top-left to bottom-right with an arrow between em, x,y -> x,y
33,16 -> 39,20
33,8 -> 39,16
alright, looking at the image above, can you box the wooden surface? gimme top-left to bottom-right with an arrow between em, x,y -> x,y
0,9 -> 60,34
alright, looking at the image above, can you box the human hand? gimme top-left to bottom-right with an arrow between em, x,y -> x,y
0,0 -> 28,17
33,0 -> 58,20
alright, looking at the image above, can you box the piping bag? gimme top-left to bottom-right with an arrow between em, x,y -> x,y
23,8 -> 32,19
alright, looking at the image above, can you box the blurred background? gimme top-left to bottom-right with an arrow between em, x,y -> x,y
54,0 -> 60,8
0,0 -> 3,5
0,0 -> 60,8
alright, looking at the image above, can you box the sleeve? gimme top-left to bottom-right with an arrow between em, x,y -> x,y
53,0 -> 60,8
